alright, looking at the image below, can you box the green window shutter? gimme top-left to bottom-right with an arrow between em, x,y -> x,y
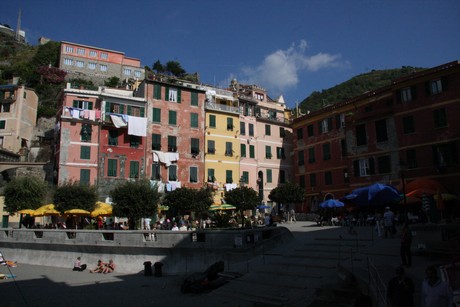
191,113 -> 198,128
140,107 -> 145,117
73,100 -> 78,108
108,130 -> 118,146
119,104 -> 125,114
242,171 -> 249,184
165,87 -> 170,101
249,145 -> 255,158
207,169 -> 215,182
154,84 -> 162,99
267,169 -> 272,183
80,146 -> 90,159
241,144 -> 246,157
105,102 -> 111,113
152,134 -> 161,150
127,105 -> 132,115
227,118 -> 233,130
169,110 -> 177,125
88,101 -> 93,110
226,170 -> 233,183
191,92 -> 198,106
130,161 -> 139,178
152,108 -> 161,122
190,167 -> 198,183
209,115 -> 216,128
168,165 -> 177,181
191,138 -> 199,154
0,120 -> 5,129
177,89 -> 181,103
108,159 -> 117,177
80,169 -> 90,185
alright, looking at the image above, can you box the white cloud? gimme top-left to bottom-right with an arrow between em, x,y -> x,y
239,40 -> 342,95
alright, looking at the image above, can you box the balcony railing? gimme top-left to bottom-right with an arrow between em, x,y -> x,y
205,101 -> 239,114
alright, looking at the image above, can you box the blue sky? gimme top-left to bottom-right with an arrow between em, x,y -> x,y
2,0 -> 459,108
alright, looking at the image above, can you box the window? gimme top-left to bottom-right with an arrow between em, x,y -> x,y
64,58 -> 73,66
100,52 -> 108,59
123,68 -> 132,76
168,110 -> 177,126
190,113 -> 199,128
65,46 -> 74,53
209,115 -> 216,128
89,50 -> 97,57
207,140 -> 215,154
323,143 -> 331,160
107,159 -> 117,177
191,92 -> 198,106
403,116 -> 415,134
336,114 -> 345,129
375,119 -> 388,142
225,142 -> 233,156
77,48 -> 85,55
0,103 -> 10,113
433,109 -> 447,128
75,60 -> 84,68
279,170 -> 286,184
190,167 -> 198,183
108,130 -> 118,146
297,127 -> 303,140
80,124 -> 92,142
227,118 -> 234,131
280,127 -> 286,138
80,146 -> 90,160
298,150 -> 305,166
152,108 -> 161,123
432,143 -> 458,169
134,71 -> 141,78
400,87 -> 413,103
267,169 -> 272,183
168,165 -> 177,181
307,125 -> 314,137
130,161 -> 140,179
73,100 -> 93,110
308,147 -> 315,163
152,134 -> 161,150
191,138 -> 199,155
0,136 -> 3,147
344,168 -> 350,183
356,124 -> 367,146
276,147 -> 285,159
242,171 -> 249,184
226,170 -> 233,183
265,124 -> 271,136
88,62 -> 96,70
0,120 -> 5,129
100,64 -> 108,72
80,169 -> 90,186
168,136 -> 177,152
403,149 -> 417,169
249,123 -> 254,136
265,146 -> 272,159
341,139 -> 347,157
153,84 -> 162,99
130,135 -> 141,148
310,174 -> 316,187
152,162 -> 161,180
324,171 -> 332,185
299,175 -> 305,188
353,158 -> 375,177
106,102 -> 124,114
429,79 -> 443,95
127,105 -> 144,118
241,144 -> 246,157
249,145 -> 255,158
377,156 -> 391,174
167,87 -> 180,102
321,118 -> 333,133
207,169 -> 216,182
240,122 -> 246,135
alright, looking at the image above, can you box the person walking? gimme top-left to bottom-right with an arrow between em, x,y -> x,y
289,208 -> 296,223
400,223 -> 413,267
387,266 -> 414,307
383,206 -> 395,238
421,265 -> 453,307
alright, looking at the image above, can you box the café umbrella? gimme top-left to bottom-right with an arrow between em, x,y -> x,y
91,202 -> 113,218
209,204 -> 236,211
18,209 -> 36,215
319,199 -> 345,209
32,204 -> 61,217
64,209 -> 91,216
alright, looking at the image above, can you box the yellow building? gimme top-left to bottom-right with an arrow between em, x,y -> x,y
203,87 -> 240,205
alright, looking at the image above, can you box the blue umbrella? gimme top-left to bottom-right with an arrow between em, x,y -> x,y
343,183 -> 401,207
319,199 -> 345,208
257,205 -> 271,209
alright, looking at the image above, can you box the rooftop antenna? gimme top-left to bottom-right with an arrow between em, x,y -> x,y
15,8 -> 22,42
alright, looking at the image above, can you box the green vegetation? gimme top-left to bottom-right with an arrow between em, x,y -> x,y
299,66 -> 426,113
162,187 -> 213,218
3,176 -> 48,214
224,186 -> 260,213
53,180 -> 97,212
268,182 -> 305,212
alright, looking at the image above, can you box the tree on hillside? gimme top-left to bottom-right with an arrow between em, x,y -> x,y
104,76 -> 120,88
32,41 -> 61,67
110,179 -> 160,230
37,66 -> 66,84
165,61 -> 186,77
53,180 -> 97,212
268,182 -> 305,214
4,176 -> 48,215
162,187 -> 213,218
152,60 -> 165,73
224,186 -> 260,215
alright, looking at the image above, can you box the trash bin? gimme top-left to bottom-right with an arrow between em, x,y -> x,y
143,261 -> 152,276
154,262 -> 163,277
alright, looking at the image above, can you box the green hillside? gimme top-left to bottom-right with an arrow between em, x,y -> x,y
299,66 -> 426,113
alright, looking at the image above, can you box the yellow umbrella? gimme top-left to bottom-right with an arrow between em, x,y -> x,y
91,202 -> 113,218
209,204 -> 236,211
64,209 -> 91,216
18,209 -> 36,215
32,204 -> 61,217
